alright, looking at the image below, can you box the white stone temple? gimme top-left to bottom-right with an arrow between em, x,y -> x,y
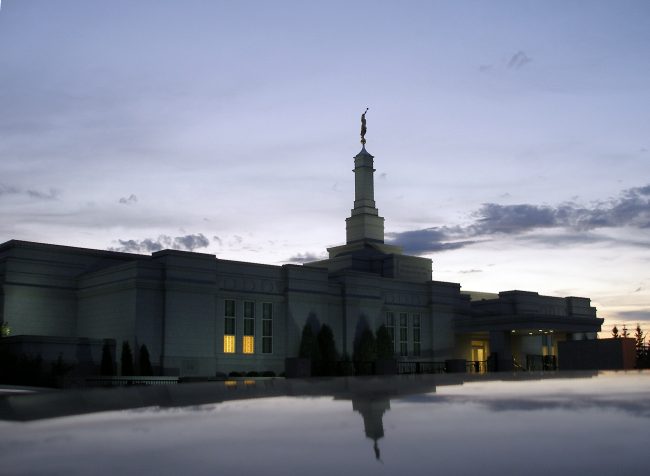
0,125 -> 603,376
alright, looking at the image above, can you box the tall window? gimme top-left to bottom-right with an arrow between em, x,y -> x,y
262,302 -> 273,354
224,299 -> 236,353
399,312 -> 408,357
412,313 -> 421,357
385,312 -> 395,352
243,301 -> 255,354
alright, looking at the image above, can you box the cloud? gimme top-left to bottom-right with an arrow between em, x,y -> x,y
615,310 -> 650,324
387,184 -> 650,254
507,50 -> 532,69
386,227 -> 480,254
109,233 -> 210,254
459,269 -> 482,274
287,252 -> 326,264
118,194 -> 138,205
0,184 -> 60,200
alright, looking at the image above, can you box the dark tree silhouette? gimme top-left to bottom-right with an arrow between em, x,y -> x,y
298,323 -> 322,375
376,325 -> 394,360
622,325 -> 630,338
139,344 -> 153,376
317,324 -> 338,376
121,341 -> 134,376
354,327 -> 377,374
299,324 -> 315,358
100,342 -> 115,376
611,326 -> 619,339
634,324 -> 647,366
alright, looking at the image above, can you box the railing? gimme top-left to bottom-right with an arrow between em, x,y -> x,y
86,376 -> 180,387
398,361 -> 446,374
466,360 -> 488,373
525,355 -> 557,371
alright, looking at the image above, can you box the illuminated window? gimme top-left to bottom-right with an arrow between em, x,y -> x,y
399,312 -> 408,356
243,335 -> 254,354
223,335 -> 235,353
412,313 -> 421,357
224,299 -> 236,353
385,312 -> 395,352
262,302 -> 273,354
243,301 -> 255,354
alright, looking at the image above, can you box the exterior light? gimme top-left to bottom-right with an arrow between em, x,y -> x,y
538,330 -> 543,332
550,330 -> 554,333
529,332 -> 533,335
511,330 -> 516,333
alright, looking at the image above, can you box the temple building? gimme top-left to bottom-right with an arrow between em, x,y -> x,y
0,126 -> 604,376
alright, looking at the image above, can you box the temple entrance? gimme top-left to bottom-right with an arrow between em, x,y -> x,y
470,340 -> 488,373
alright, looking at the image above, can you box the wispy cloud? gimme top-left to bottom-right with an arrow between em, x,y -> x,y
0,184 -> 60,200
507,50 -> 532,69
118,194 -> 138,205
388,184 -> 650,254
614,310 -> 650,324
109,233 -> 210,254
287,252 -> 326,264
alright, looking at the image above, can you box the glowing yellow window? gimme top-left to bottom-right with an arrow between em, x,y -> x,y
223,335 -> 235,353
243,335 -> 255,354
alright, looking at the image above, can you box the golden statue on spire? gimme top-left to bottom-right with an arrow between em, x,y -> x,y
360,107 -> 369,145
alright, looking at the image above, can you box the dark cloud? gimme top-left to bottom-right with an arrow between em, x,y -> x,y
507,51 -> 532,69
616,310 -> 650,323
287,252 -> 326,264
386,227 -> 480,254
387,184 -> 650,254
0,184 -> 59,200
459,269 -> 482,274
109,233 -> 210,254
118,194 -> 138,205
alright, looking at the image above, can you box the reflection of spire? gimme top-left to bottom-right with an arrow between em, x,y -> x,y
352,398 -> 390,462
373,439 -> 382,462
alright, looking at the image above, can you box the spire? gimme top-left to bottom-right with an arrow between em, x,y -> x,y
345,110 -> 385,244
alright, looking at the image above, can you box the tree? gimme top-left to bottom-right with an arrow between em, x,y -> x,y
100,342 -> 115,376
353,327 -> 376,374
622,325 -> 630,338
298,323 -> 321,375
376,325 -> 394,360
634,324 -> 646,362
298,324 -> 315,358
139,344 -> 153,376
611,326 -> 619,339
121,341 -> 134,376
317,324 -> 338,376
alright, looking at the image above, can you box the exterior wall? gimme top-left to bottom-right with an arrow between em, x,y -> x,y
0,240 -> 604,377
0,241 -> 142,337
430,281 -> 468,361
558,338 -> 636,370
214,259 -> 287,375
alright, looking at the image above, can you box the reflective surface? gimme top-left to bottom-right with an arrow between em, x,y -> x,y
1,371 -> 649,475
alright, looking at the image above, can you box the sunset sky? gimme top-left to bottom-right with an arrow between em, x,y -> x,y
1,1 -> 648,333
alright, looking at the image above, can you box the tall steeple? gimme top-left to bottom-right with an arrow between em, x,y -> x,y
346,146 -> 385,243
345,109 -> 385,244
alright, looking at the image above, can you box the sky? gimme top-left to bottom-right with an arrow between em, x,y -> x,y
0,1 -> 648,334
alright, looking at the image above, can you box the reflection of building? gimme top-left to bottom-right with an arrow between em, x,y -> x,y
352,398 -> 391,460
0,134 -> 603,375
